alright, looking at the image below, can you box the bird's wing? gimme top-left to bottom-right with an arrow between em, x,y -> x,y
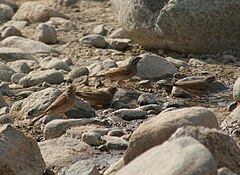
76,90 -> 112,103
103,67 -> 132,77
45,93 -> 68,112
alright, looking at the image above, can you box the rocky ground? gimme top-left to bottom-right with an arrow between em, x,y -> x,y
0,0 -> 240,175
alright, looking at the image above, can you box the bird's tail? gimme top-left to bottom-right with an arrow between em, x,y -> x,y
30,113 -> 45,124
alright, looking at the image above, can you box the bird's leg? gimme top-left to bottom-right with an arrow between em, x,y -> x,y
117,80 -> 124,88
61,113 -> 69,119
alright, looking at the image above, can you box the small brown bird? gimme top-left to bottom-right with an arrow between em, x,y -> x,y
31,85 -> 76,123
92,56 -> 142,84
173,76 -> 216,97
76,86 -> 118,107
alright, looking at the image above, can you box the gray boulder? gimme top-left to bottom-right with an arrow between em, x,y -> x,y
35,23 -> 57,44
80,34 -> 107,48
8,61 -> 31,73
171,126 -> 240,174
0,47 -> 35,62
44,118 -> 103,139
60,160 -> 100,175
0,124 -> 46,175
124,107 -> 219,164
111,0 -> 240,54
136,54 -> 178,79
1,26 -> 22,39
1,36 -> 60,54
0,3 -> 13,22
19,69 -> 64,87
38,135 -> 98,169
116,137 -> 217,175
40,57 -> 70,71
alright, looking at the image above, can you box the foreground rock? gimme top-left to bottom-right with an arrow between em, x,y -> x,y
1,36 -> 59,54
12,1 -> 68,23
221,107 -> 240,136
111,0 -> 240,54
59,160 -> 100,175
124,107 -> 219,164
0,124 -> 46,175
116,137 -> 217,175
171,126 -> 240,174
39,135 -> 98,169
19,69 -> 64,87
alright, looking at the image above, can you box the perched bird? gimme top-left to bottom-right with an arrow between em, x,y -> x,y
31,85 -> 76,123
92,56 -> 142,84
76,86 -> 118,107
173,76 -> 216,97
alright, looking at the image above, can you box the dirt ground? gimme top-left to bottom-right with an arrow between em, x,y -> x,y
4,0 -> 240,173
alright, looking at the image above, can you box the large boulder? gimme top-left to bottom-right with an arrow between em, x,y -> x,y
170,126 -> 240,174
0,124 -> 46,175
12,1 -> 68,23
111,0 -> 240,54
124,107 -> 219,164
116,137 -> 217,175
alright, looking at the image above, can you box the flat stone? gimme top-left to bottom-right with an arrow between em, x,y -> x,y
1,36 -> 60,54
102,135 -> 128,150
59,160 -> 100,175
80,34 -> 107,48
19,69 -> 64,87
44,118 -> 105,139
40,56 -> 70,71
113,108 -> 146,121
38,135 -> 98,169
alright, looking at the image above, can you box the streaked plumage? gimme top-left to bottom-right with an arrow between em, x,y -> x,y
31,85 -> 76,123
92,56 -> 142,83
76,87 -> 118,106
174,76 -> 215,96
